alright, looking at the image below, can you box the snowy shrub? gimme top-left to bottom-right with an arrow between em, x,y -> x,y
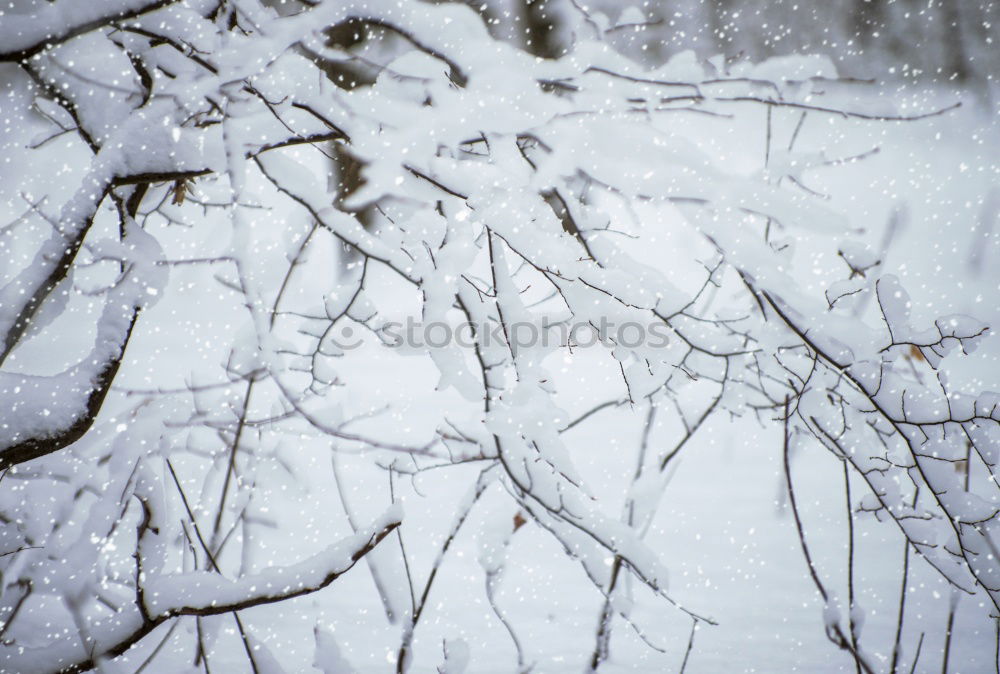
0,1 -> 996,672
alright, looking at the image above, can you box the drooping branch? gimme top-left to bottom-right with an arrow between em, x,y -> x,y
0,0 -> 186,63
15,508 -> 403,674
0,308 -> 139,470
783,399 -> 875,674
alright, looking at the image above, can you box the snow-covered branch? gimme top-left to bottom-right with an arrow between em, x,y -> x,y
1,505 -> 401,673
0,0 -> 995,671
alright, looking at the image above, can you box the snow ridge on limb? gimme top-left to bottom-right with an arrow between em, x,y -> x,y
142,504 -> 402,616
